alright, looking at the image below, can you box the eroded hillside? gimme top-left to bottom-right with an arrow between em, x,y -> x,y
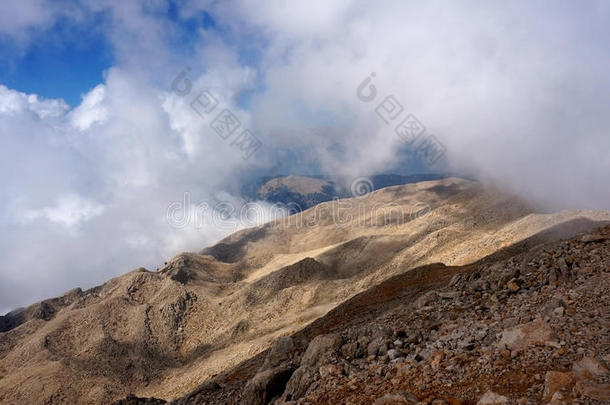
1,178 -> 609,405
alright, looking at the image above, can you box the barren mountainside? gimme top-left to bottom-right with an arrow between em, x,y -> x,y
159,224 -> 610,404
1,178 -> 609,405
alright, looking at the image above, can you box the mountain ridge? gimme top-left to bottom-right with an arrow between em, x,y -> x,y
1,178 -> 609,404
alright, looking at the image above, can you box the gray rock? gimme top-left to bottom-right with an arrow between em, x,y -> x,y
373,391 -> 418,404
368,335 -> 388,357
414,291 -> 437,308
387,349 -> 401,360
301,334 -> 343,367
476,390 -> 509,404
261,336 -> 295,370
242,364 -> 294,405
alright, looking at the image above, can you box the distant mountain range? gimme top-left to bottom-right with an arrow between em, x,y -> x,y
245,173 -> 450,212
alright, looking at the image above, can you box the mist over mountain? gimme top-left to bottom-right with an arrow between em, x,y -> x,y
242,173 -> 450,212
1,1 -> 610,404
2,1 -> 610,314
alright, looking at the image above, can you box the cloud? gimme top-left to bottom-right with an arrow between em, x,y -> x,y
0,65 -> 274,313
0,0 -> 60,41
69,84 -> 108,130
21,193 -> 105,228
1,0 -> 610,313
199,0 -> 610,208
0,84 -> 69,118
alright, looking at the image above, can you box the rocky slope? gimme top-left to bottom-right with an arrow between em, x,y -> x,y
139,225 -> 610,404
1,178 -> 609,405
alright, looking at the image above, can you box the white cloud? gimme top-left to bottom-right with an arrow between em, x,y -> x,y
199,0 -> 610,209
21,194 -> 105,228
0,85 -> 69,118
0,63 -> 266,312
1,0 -> 610,313
69,84 -> 108,131
0,0 -> 59,41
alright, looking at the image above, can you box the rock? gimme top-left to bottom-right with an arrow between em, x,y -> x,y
341,341 -> 360,359
430,350 -> 444,370
372,391 -> 418,404
498,318 -> 555,351
581,234 -> 607,243
572,357 -> 610,379
506,280 -> 520,292
542,371 -> 575,402
387,349 -> 401,360
438,291 -> 460,299
549,391 -> 564,404
557,258 -> 569,273
573,380 -> 610,401
415,291 -> 437,308
318,364 -> 341,379
552,307 -> 564,317
368,335 -> 388,357
545,340 -> 561,349
261,336 -> 295,370
476,391 -> 509,404
278,334 -> 342,402
32,301 -> 56,321
113,395 -> 167,405
280,366 -> 315,402
241,364 -> 294,405
301,334 -> 343,367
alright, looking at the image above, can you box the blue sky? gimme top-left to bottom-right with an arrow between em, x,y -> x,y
0,13 -> 113,106
0,4 -> 225,107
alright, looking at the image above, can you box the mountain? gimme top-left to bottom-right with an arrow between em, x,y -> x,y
1,178 -> 609,405
255,175 -> 338,213
159,224 -> 610,404
248,173 -> 449,211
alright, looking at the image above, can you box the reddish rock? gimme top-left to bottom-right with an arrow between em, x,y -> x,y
573,380 -> 610,401
498,318 -> 555,351
572,357 -> 610,380
543,371 -> 575,402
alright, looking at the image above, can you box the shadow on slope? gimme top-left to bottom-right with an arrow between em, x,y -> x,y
163,217 -> 608,404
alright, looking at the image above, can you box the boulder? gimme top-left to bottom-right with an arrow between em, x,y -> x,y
573,380 -> 610,402
373,392 -> 418,404
368,335 -> 388,357
261,336 -> 295,370
498,318 -> 555,351
572,357 -> 609,380
476,391 -> 509,404
301,334 -> 342,367
414,291 -> 437,308
542,371 -> 575,402
281,366 -> 315,402
241,364 -> 294,405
